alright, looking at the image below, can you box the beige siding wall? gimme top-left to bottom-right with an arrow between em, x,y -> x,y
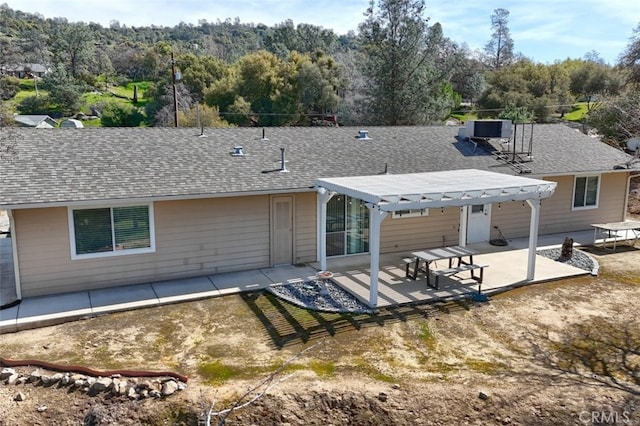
15,194 -> 315,297
12,173 -> 629,297
380,208 -> 460,253
491,173 -> 629,238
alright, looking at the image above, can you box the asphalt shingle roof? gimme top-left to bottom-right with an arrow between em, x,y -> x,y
0,124 -> 636,207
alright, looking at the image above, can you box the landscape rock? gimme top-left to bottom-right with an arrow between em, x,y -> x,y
161,380 -> 179,396
378,392 -> 388,402
39,374 -> 52,386
90,378 -> 113,393
50,373 -> 64,383
0,368 -> 16,380
14,392 -> 26,401
7,374 -> 19,385
28,370 -> 42,383
60,374 -> 71,386
479,391 -> 489,400
127,386 -> 138,399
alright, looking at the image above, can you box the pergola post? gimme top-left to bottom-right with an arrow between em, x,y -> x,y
459,206 -> 468,246
8,209 -> 21,300
317,189 -> 334,271
367,205 -> 388,308
526,199 -> 541,281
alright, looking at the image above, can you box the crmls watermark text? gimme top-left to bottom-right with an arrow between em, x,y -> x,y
579,410 -> 633,424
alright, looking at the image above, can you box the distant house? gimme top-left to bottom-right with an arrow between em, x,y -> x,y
2,63 -> 50,78
60,119 -> 84,128
13,115 -> 57,128
0,124 -> 637,300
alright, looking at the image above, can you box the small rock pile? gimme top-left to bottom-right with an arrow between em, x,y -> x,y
1,367 -> 186,400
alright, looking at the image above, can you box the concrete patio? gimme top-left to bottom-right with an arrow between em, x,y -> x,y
0,229 -> 608,334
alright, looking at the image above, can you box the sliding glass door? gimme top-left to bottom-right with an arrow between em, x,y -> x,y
326,195 -> 369,256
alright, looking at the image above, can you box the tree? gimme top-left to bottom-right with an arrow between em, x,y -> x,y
587,91 -> 640,146
568,60 -> 621,114
50,21 -> 96,79
358,0 -> 461,125
0,104 -> 17,160
16,95 -> 50,115
618,22 -> 640,87
41,63 -> 84,116
484,8 -> 514,69
99,101 -> 145,127
476,60 -> 571,122
177,104 -> 231,128
0,76 -> 20,100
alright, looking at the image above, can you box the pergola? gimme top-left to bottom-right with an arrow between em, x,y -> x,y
315,169 -> 557,307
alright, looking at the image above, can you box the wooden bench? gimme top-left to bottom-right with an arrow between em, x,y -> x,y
402,257 -> 417,279
430,263 -> 488,290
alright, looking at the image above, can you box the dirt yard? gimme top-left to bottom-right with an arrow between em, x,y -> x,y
1,242 -> 639,425
1,180 -> 639,425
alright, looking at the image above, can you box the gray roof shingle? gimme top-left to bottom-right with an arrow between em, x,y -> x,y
0,124 -> 636,207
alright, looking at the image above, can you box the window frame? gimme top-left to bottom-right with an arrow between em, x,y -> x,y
391,208 -> 429,219
571,174 -> 600,210
68,203 -> 156,260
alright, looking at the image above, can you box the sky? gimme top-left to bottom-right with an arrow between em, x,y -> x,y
4,0 -> 640,65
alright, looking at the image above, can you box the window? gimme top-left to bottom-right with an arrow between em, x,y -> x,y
69,204 -> 155,258
391,208 -> 429,219
573,175 -> 599,209
326,195 -> 369,256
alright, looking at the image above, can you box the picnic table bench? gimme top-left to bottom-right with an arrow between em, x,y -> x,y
405,245 -> 487,290
591,221 -> 640,251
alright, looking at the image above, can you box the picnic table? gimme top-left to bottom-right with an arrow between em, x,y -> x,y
591,221 -> 640,251
406,245 -> 486,290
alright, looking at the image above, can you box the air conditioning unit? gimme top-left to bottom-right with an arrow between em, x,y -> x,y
462,119 -> 512,140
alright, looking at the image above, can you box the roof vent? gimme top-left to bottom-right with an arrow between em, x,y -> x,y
279,147 -> 289,172
261,128 -> 269,141
231,145 -> 245,156
356,130 -> 370,140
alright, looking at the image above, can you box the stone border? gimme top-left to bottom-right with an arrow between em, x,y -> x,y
1,367 -> 186,401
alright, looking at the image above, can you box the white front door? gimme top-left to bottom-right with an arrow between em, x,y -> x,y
466,204 -> 491,243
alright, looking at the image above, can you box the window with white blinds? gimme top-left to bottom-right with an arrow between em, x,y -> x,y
69,204 -> 154,259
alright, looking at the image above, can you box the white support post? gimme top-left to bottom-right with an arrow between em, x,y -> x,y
8,209 -> 21,300
526,199 -> 541,281
367,205 -> 388,308
317,188 -> 334,272
459,205 -> 468,246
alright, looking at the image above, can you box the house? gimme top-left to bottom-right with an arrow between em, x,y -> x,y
2,63 -> 50,78
13,115 -> 57,129
0,124 -> 637,303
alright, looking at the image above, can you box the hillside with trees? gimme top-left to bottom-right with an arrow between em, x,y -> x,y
1,1 -> 639,144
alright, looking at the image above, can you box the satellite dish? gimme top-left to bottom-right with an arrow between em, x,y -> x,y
626,137 -> 640,152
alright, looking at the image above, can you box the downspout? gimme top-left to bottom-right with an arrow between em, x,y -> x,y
623,172 -> 633,220
7,209 -> 21,300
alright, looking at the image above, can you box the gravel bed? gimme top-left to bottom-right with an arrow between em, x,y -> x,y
267,279 -> 375,314
536,247 -> 598,275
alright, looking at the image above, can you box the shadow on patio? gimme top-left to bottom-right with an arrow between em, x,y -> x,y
240,290 -> 480,349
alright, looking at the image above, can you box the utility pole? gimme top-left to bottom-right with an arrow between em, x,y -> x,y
171,52 -> 179,127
